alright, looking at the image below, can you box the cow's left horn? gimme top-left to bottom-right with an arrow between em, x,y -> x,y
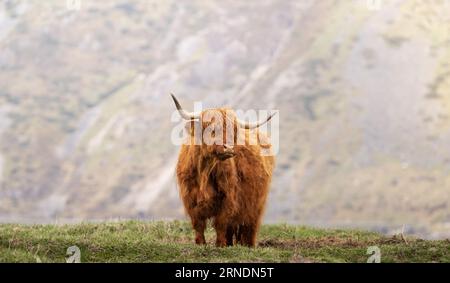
237,112 -> 277,129
170,93 -> 201,120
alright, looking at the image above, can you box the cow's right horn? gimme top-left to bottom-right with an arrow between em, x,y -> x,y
170,93 -> 201,120
237,112 -> 277,129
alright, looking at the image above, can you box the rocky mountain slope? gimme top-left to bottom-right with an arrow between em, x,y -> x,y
0,0 -> 449,238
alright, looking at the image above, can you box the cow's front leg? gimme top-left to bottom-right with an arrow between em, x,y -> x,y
213,216 -> 228,247
191,217 -> 206,245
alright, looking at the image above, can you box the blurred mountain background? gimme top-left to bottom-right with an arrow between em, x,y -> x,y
0,0 -> 449,239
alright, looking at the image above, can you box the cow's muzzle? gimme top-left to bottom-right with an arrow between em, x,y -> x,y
216,145 -> 236,161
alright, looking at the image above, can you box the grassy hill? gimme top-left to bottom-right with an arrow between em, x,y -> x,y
0,221 -> 448,263
1,0 -> 450,239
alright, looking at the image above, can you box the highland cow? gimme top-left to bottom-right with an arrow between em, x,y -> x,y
171,94 -> 276,247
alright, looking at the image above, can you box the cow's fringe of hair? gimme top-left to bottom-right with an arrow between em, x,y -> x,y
197,157 -> 218,204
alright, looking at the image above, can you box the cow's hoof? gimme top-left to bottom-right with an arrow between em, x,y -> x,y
195,237 -> 206,245
215,241 -> 227,248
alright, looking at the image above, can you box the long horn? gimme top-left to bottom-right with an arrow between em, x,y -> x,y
237,112 -> 277,129
170,93 -> 201,120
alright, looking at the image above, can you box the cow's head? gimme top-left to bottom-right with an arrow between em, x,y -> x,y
171,94 -> 275,161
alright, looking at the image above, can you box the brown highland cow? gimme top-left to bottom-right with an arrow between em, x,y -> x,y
171,94 -> 276,247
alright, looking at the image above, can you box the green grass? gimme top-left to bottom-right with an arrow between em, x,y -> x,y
0,220 -> 448,263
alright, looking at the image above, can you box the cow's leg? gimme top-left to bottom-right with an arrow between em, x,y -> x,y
241,222 -> 258,247
213,216 -> 228,247
226,225 -> 236,246
237,224 -> 245,245
192,218 -> 206,245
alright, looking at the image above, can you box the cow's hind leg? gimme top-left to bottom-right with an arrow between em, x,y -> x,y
239,222 -> 258,247
226,225 -> 236,246
191,218 -> 206,245
236,224 -> 245,245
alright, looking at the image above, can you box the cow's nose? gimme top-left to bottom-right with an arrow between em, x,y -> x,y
216,144 -> 235,160
223,144 -> 234,153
